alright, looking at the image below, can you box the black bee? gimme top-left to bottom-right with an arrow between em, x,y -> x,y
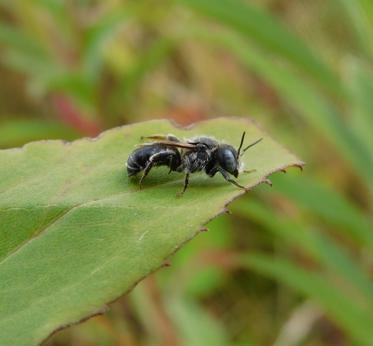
126,135 -> 194,188
126,132 -> 262,194
178,133 -> 262,194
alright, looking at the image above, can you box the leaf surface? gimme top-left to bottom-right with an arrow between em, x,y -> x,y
0,118 -> 302,345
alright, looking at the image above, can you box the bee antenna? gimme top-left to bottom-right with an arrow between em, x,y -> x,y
236,131 -> 246,158
241,138 -> 263,156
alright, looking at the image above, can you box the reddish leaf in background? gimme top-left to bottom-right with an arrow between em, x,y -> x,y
166,106 -> 206,126
52,94 -> 102,136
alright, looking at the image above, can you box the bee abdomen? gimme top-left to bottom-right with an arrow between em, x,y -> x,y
126,153 -> 143,176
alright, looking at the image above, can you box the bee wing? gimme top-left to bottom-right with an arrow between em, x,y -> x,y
138,140 -> 197,150
141,134 -> 171,141
140,134 -> 181,142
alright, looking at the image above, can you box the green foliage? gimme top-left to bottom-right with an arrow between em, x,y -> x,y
179,0 -> 341,95
177,1 -> 373,344
0,119 -> 79,148
1,0 -> 373,345
271,174 -> 373,247
0,118 -> 301,346
166,297 -> 230,346
242,254 -> 373,345
187,29 -> 373,191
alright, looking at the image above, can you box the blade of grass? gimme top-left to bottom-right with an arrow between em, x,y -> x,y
233,199 -> 373,301
190,29 -> 373,190
0,22 -> 48,59
358,0 -> 373,28
110,37 -> 174,113
178,0 -> 343,96
160,216 -> 232,299
130,283 -> 179,345
345,58 -> 373,153
47,73 -> 95,111
166,297 -> 230,346
0,23 -> 61,86
334,0 -> 373,58
82,9 -> 129,83
271,173 -> 373,246
241,254 -> 373,345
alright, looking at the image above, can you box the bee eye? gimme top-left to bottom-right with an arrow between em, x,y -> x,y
218,147 -> 238,174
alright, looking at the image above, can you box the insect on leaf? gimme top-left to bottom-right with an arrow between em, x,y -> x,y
0,118 -> 303,345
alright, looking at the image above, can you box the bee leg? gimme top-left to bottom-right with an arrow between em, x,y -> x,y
219,169 -> 245,189
139,161 -> 155,189
177,173 -> 190,196
140,151 -> 176,188
168,156 -> 174,174
243,169 -> 256,174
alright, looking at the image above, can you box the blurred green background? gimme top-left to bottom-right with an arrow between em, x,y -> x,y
1,1 -> 372,345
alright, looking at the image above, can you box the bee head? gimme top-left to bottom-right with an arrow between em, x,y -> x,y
217,145 -> 239,177
217,132 -> 263,178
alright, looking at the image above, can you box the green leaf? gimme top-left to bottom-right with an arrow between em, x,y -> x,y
0,118 -> 302,345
